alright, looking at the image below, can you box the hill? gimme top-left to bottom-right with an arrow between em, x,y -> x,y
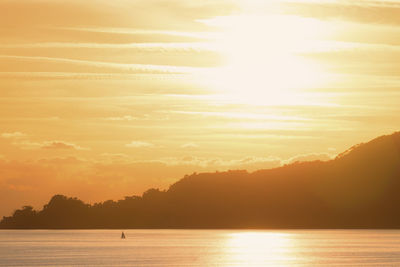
1,132 -> 400,229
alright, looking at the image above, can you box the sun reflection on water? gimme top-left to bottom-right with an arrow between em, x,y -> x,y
223,232 -> 297,266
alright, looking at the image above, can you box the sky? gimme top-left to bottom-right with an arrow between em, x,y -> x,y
1,0 -> 400,217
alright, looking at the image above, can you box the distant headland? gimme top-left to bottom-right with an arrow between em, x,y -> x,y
2,132 -> 400,229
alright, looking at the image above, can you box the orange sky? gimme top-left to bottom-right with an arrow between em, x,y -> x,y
1,0 -> 400,217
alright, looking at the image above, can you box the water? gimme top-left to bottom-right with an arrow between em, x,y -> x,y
1,230 -> 400,266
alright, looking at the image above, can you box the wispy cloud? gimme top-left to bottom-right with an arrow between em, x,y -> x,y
104,115 -> 150,121
181,143 -> 199,149
0,42 -> 215,52
125,141 -> 155,148
283,152 -> 335,164
54,27 -> 215,40
100,153 -> 130,159
1,132 -> 27,139
0,55 -> 197,74
13,140 -> 88,151
42,141 -> 88,150
283,0 -> 400,25
170,110 -> 310,121
0,72 -> 181,80
282,0 -> 400,7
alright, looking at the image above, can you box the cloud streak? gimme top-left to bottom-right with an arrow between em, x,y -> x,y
0,42 -> 215,52
0,55 -> 196,74
1,132 -> 27,139
283,0 -> 400,25
11,140 -> 88,151
126,141 -> 155,148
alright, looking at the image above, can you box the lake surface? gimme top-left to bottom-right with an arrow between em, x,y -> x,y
1,230 -> 400,266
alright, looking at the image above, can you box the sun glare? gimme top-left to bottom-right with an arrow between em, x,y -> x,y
224,232 -> 296,266
198,15 -> 328,104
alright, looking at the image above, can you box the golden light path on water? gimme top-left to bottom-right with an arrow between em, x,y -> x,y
224,232 -> 296,266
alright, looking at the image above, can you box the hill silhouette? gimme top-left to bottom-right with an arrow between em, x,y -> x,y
1,132 -> 400,229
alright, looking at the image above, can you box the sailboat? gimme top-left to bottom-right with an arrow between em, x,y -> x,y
121,231 -> 126,239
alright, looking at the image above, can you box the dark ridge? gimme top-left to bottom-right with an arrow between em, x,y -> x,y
1,131 -> 400,229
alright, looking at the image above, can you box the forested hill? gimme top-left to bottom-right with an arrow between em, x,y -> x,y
1,132 -> 400,229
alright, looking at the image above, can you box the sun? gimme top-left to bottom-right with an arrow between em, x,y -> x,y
198,14 -> 328,105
